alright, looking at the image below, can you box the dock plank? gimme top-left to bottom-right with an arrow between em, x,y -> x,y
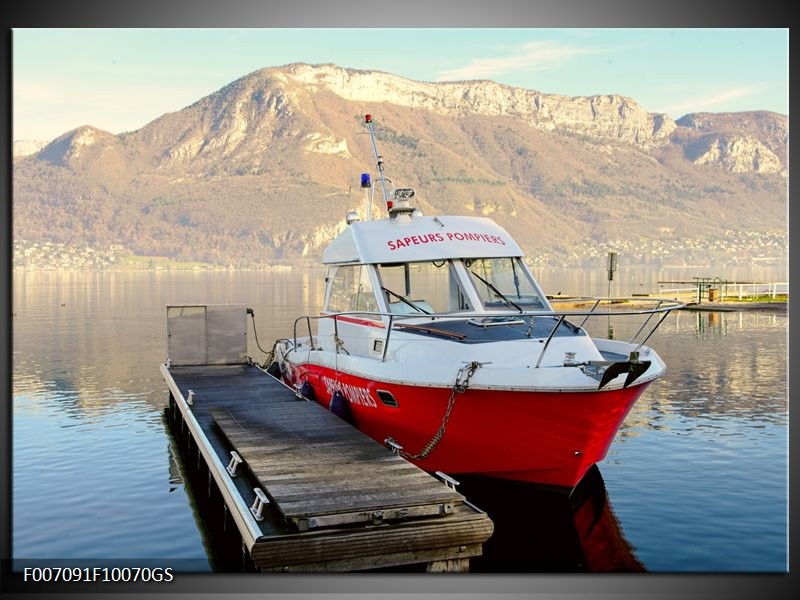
210,405 -> 462,524
251,506 -> 492,571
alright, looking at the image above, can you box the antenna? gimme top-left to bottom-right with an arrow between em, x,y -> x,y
364,114 -> 392,212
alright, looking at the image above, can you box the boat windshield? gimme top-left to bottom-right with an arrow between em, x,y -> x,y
464,257 -> 546,311
376,260 -> 471,315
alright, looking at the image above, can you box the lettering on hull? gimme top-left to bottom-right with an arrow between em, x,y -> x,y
320,374 -> 378,408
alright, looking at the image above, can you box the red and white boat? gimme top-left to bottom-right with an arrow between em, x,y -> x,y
274,115 -> 682,490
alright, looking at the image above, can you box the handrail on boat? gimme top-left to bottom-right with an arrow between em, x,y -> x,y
535,314 -> 566,368
295,315 -> 316,349
289,297 -> 685,364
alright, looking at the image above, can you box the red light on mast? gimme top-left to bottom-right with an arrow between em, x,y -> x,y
365,114 -> 372,123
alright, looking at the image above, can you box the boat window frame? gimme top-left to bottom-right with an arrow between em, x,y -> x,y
461,256 -> 550,312
323,263 -> 382,318
374,259 -> 474,315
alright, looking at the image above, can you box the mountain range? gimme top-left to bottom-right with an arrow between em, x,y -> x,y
12,63 -> 788,268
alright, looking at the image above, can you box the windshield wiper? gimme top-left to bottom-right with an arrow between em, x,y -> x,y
469,270 -> 523,312
381,287 -> 432,314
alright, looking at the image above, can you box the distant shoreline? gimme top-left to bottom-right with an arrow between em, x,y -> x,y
11,264 -> 325,273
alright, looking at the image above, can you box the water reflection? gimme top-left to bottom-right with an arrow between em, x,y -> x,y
458,467 -> 646,572
11,270 -> 328,416
658,308 -> 786,336
695,310 -> 728,335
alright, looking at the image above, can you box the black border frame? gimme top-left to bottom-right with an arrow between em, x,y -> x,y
2,2 -> 794,598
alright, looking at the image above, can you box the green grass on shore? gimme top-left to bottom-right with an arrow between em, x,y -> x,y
720,294 -> 788,303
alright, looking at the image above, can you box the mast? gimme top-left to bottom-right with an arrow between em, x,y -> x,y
364,114 -> 391,213
362,114 -> 416,220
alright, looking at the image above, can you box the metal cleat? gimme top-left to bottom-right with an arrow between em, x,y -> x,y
226,450 -> 243,477
384,438 -> 403,454
435,471 -> 460,490
250,488 -> 269,522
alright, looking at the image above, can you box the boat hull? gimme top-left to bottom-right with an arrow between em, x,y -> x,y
279,360 -> 649,490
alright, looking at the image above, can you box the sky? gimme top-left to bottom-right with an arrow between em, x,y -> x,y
12,28 -> 789,142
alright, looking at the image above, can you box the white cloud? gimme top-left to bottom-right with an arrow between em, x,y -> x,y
436,41 -> 599,81
659,86 -> 768,116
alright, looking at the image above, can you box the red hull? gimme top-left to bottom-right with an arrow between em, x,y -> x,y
283,362 -> 648,489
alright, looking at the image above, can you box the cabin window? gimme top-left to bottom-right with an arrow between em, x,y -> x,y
464,257 -> 546,311
376,260 -> 470,314
325,265 -> 379,316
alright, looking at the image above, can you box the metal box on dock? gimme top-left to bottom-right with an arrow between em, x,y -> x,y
165,304 -> 247,366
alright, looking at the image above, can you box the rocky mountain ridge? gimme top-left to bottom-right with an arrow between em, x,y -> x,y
280,63 -> 677,148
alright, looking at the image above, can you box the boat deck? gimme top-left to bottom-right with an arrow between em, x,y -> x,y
162,361 -> 493,571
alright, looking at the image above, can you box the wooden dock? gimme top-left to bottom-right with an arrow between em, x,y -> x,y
160,305 -> 493,572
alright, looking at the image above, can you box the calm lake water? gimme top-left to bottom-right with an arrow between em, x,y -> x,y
10,267 -> 788,573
